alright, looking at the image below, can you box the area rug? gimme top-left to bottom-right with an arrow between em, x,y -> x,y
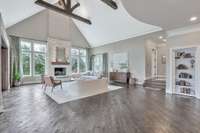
45,83 -> 123,104
145,87 -> 162,91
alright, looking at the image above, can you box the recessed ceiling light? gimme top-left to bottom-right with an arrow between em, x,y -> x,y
159,36 -> 163,39
163,39 -> 167,42
190,16 -> 198,22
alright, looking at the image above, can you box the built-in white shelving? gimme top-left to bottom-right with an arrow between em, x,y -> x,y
167,46 -> 200,98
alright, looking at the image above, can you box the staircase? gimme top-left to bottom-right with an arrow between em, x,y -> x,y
143,78 -> 166,90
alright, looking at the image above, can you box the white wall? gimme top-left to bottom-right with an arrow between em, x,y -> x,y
90,31 -> 168,84
90,36 -> 146,84
7,11 -> 48,41
48,10 -> 70,41
157,44 -> 167,76
7,10 -> 90,48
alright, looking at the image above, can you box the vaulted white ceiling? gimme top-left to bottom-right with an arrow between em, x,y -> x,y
0,0 -> 50,27
0,0 -> 161,47
72,0 -> 161,47
121,0 -> 200,30
1,0 -> 199,47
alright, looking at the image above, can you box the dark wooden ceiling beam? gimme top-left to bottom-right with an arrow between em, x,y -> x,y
101,0 -> 118,10
35,0 -> 92,25
61,0 -> 67,9
66,0 -> 71,9
70,3 -> 80,12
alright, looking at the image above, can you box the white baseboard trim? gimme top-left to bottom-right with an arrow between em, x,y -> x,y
145,75 -> 166,80
21,81 -> 41,85
157,75 -> 166,78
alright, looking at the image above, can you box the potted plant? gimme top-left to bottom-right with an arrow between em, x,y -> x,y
14,72 -> 21,87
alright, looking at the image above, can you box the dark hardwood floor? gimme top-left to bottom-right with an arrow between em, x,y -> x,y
1,84 -> 200,133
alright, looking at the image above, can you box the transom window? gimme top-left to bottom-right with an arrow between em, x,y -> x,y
20,39 -> 47,77
71,48 -> 87,73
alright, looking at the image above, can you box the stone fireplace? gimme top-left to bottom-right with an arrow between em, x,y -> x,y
47,38 -> 71,77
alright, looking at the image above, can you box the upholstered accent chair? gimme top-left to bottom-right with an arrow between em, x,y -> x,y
43,76 -> 63,93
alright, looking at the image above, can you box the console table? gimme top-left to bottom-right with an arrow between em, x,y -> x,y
110,72 -> 131,84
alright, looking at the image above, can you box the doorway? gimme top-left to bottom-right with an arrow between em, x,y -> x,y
151,48 -> 158,78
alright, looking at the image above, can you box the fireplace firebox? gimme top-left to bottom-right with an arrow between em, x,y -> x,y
54,68 -> 66,76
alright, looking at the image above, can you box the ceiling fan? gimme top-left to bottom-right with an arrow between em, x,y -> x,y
35,0 -> 118,25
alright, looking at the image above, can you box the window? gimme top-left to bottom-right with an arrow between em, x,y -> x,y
93,54 -> 103,73
20,39 -> 46,77
71,56 -> 79,73
71,48 -> 87,73
22,52 -> 31,76
34,53 -> 45,75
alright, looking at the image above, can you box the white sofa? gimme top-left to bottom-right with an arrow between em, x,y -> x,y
71,78 -> 108,90
70,73 -> 99,80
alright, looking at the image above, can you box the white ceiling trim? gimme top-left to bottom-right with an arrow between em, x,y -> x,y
89,28 -> 162,48
167,23 -> 200,38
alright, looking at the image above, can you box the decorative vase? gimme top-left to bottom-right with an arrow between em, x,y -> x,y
14,81 -> 21,87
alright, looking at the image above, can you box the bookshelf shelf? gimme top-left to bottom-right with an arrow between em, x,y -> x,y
167,46 -> 200,99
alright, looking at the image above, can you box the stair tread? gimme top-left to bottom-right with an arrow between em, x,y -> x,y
144,78 -> 166,89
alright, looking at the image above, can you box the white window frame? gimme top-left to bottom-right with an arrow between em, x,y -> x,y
93,54 -> 103,73
71,47 -> 88,74
20,38 -> 47,77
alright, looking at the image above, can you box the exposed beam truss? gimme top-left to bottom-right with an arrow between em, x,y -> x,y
35,0 -> 118,25
35,0 -> 92,25
101,0 -> 118,10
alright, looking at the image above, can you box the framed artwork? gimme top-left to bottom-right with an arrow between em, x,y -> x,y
56,47 -> 66,62
111,52 -> 129,72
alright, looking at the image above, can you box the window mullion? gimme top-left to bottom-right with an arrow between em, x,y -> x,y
31,43 -> 34,77
78,49 -> 80,73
